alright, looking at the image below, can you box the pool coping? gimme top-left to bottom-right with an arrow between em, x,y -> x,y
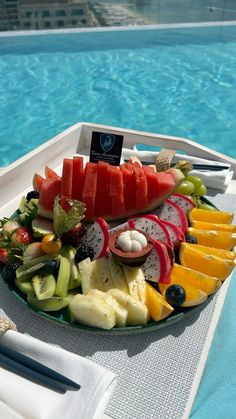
0,20 -> 236,37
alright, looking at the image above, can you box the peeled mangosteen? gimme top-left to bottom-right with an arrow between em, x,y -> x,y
108,228 -> 153,267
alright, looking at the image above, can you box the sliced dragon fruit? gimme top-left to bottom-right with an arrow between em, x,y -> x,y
142,240 -> 173,284
128,214 -> 172,248
157,199 -> 188,233
159,219 -> 186,247
79,217 -> 109,259
168,193 -> 195,215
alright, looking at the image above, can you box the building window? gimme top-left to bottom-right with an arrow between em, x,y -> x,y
71,20 -> 77,25
57,20 -> 64,27
24,22 -> 31,28
71,9 -> 83,16
56,10 -> 65,17
44,21 -> 51,28
25,11 -> 32,18
42,10 -> 50,17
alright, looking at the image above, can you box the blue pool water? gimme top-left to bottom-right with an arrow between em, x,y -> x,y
0,25 -> 236,166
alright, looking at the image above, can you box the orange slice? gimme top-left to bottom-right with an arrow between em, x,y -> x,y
146,282 -> 174,321
191,220 -> 236,233
179,242 -> 235,281
189,208 -> 234,224
182,243 -> 235,261
164,263 -> 221,296
188,227 -> 236,250
158,280 -> 207,307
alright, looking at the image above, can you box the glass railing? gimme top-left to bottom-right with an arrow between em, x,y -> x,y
0,0 -> 236,32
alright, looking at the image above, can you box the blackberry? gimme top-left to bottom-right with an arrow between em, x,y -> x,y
2,262 -> 21,284
185,233 -> 198,244
165,285 -> 186,307
75,245 -> 94,263
26,190 -> 40,201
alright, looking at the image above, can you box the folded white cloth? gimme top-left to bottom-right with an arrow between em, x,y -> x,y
0,327 -> 116,419
122,148 -> 234,191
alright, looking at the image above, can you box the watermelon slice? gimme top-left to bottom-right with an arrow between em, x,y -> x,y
132,162 -> 148,210
82,162 -> 98,219
142,165 -> 159,200
61,158 -> 73,198
94,161 -> 111,216
33,173 -> 45,192
45,166 -> 60,180
72,156 -> 84,201
120,162 -> 136,212
37,178 -> 61,219
109,166 -> 125,217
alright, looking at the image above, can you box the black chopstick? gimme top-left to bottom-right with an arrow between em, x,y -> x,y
128,160 -> 230,171
0,344 -> 80,392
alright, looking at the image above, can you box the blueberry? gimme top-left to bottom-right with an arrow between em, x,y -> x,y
165,284 -> 186,307
2,262 -> 21,284
185,233 -> 198,244
44,259 -> 59,275
26,190 -> 40,201
75,245 -> 94,263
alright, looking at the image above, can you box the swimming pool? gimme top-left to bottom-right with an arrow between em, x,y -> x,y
0,24 -> 236,166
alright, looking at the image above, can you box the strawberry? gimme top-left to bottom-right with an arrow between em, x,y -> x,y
0,247 -> 9,264
11,227 -> 33,247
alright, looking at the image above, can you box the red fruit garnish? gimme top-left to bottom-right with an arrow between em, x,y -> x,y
61,225 -> 85,247
0,247 -> 9,264
11,227 -> 33,247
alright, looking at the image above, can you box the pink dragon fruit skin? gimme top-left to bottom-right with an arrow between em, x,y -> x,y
142,240 -> 173,284
128,214 -> 172,248
168,193 -> 195,215
80,217 -> 109,259
159,219 -> 186,248
157,199 -> 188,233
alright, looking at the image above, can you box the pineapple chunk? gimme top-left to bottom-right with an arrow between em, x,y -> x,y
123,266 -> 146,303
107,255 -> 129,294
77,258 -> 97,294
88,289 -> 127,327
95,257 -> 114,291
108,289 -> 149,326
69,293 -> 116,330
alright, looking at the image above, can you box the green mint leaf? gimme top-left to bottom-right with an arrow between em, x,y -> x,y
53,196 -> 86,237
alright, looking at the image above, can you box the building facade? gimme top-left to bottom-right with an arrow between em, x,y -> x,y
0,0 -> 98,31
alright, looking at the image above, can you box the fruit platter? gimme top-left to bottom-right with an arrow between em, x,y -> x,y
0,123 -> 235,335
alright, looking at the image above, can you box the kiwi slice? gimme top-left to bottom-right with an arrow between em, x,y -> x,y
16,255 -> 58,279
32,274 -> 56,301
68,247 -> 81,290
55,256 -> 70,297
27,293 -> 69,311
15,278 -> 34,295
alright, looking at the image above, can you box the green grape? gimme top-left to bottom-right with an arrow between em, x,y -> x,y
176,180 -> 195,195
199,203 -> 217,211
195,184 -> 207,196
185,175 -> 203,190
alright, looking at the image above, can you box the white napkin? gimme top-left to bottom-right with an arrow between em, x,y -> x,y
0,329 -> 116,419
122,148 -> 234,191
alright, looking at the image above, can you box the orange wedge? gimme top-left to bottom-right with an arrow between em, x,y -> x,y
162,263 -> 221,296
188,227 -> 236,250
182,243 -> 235,261
146,282 -> 174,321
189,208 -> 234,224
191,220 -> 236,233
158,281 -> 207,307
180,242 -> 235,281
